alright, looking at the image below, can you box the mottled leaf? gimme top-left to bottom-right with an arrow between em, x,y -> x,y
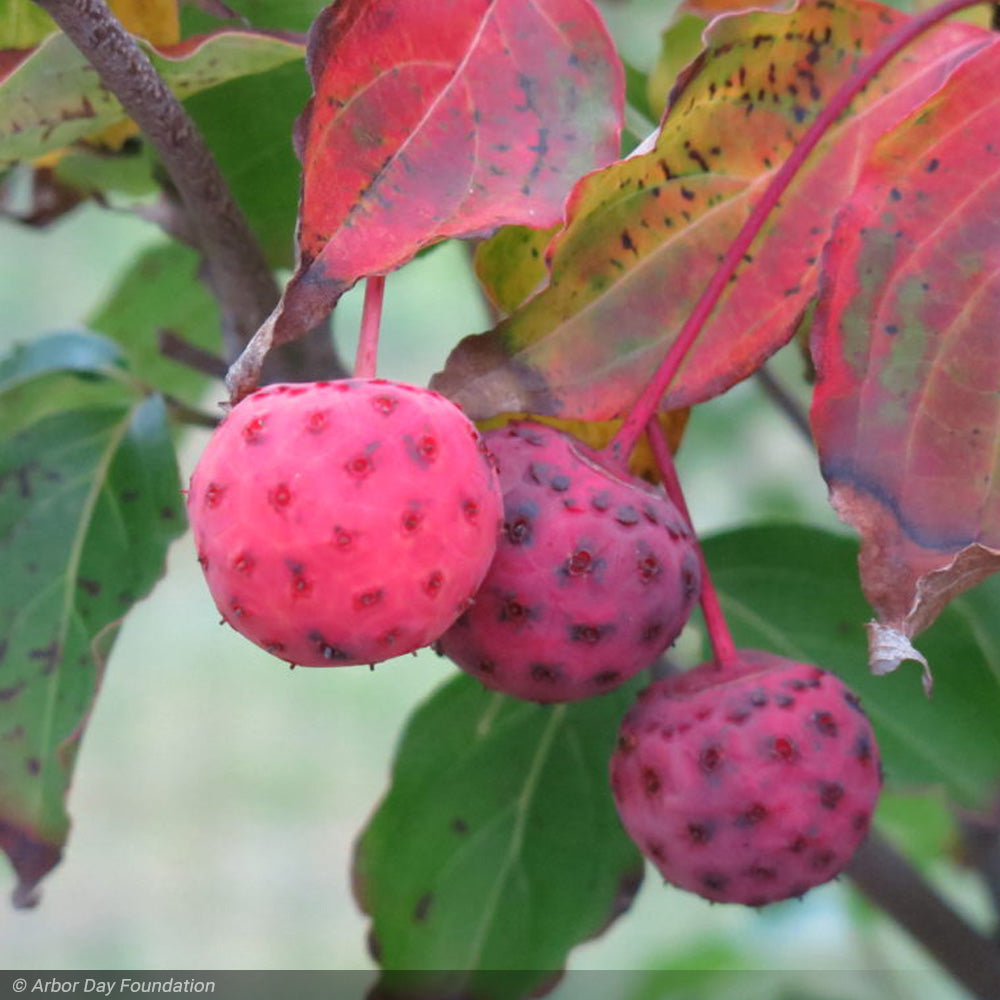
354,674 -> 643,997
810,38 -> 1000,676
433,0 -> 987,422
88,241 -> 222,405
0,0 -> 57,48
0,333 -> 186,906
0,28 -> 304,165
227,0 -> 623,396
703,524 -> 1000,808
474,224 -> 559,315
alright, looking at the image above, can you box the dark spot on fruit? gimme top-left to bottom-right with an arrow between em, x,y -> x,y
594,669 -> 622,687
726,707 -> 751,725
687,822 -> 713,845
641,622 -> 663,643
852,811 -> 870,833
854,733 -> 873,763
819,782 -> 844,810
738,803 -> 769,827
262,640 -> 286,654
505,516 -> 532,544
615,505 -> 640,526
292,575 -> 312,598
747,865 -> 777,881
769,736 -> 799,762
641,766 -> 661,796
233,553 -> 254,575
617,731 -> 637,753
417,435 -> 438,462
512,424 -> 546,446
309,632 -> 348,661
371,394 -> 398,415
500,597 -> 532,623
812,711 -> 838,737
566,548 -> 593,576
812,849 -> 837,870
413,892 -> 433,922
775,694 -> 795,708
749,688 -> 768,707
844,690 -> 865,713
591,490 -> 611,511
306,410 -> 327,433
205,482 -> 225,508
530,663 -> 561,684
269,483 -> 292,508
681,556 -> 699,598
242,416 -> 266,443
476,658 -> 496,675
378,628 -> 401,648
569,623 -> 607,644
401,507 -> 423,532
642,504 -> 660,524
701,872 -> 729,892
551,474 -> 571,492
229,599 -> 246,619
354,588 -> 383,610
451,818 -> 469,834
788,835 -> 809,854
346,454 -> 375,479
333,526 -> 354,548
699,744 -> 724,773
462,498 -> 479,521
647,841 -> 667,863
423,570 -> 444,597
637,554 -> 660,582
786,679 -> 808,692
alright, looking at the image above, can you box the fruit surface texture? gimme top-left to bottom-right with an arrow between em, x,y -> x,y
610,650 -> 882,905
437,420 -> 701,702
188,379 -> 503,667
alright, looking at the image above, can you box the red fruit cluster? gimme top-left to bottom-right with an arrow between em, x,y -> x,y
610,650 -> 883,906
436,421 -> 702,702
187,378 -> 503,666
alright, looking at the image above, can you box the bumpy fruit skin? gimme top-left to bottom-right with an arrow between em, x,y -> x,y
610,651 -> 882,906
187,379 -> 503,667
436,420 -> 701,703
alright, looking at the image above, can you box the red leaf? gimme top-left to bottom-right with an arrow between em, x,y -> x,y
225,0 -> 623,398
432,0 -> 988,423
811,37 -> 1000,682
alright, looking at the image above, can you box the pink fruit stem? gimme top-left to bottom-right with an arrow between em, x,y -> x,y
646,417 -> 739,672
354,275 -> 386,378
606,0 -> 986,466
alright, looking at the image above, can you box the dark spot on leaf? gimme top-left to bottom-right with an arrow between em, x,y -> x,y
451,818 -> 469,834
0,682 -> 25,702
413,892 -> 433,922
29,641 -> 59,674
26,757 -> 41,776
77,578 -> 101,597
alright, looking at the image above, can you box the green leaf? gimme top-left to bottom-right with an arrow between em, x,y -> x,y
0,332 -> 186,906
88,241 -> 222,405
0,0 -> 56,48
0,28 -> 304,166
183,60 -> 310,267
702,524 -> 1000,809
354,674 -> 644,999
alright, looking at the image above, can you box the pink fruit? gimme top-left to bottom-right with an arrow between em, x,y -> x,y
609,650 -> 882,905
435,420 -> 701,702
187,379 -> 503,667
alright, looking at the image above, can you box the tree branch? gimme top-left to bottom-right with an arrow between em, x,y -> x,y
847,828 -> 1000,1000
32,0 -> 280,360
31,0 -> 349,388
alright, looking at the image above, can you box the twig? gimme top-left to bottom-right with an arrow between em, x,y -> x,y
158,330 -> 228,379
31,0 -> 280,360
754,365 -> 813,445
847,828 -> 1000,1000
958,802 -> 1000,938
